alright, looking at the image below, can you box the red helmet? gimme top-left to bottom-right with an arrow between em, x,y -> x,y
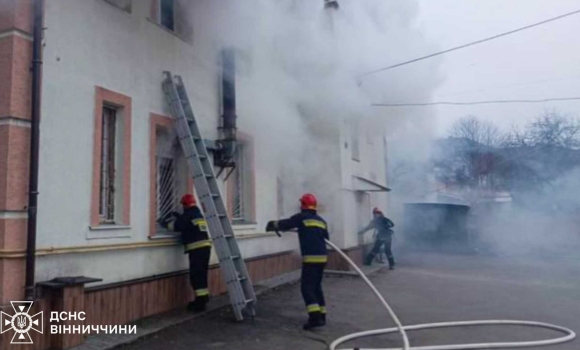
180,194 -> 196,207
372,207 -> 383,215
300,193 -> 318,210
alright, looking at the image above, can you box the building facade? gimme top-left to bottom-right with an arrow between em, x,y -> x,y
0,1 -> 389,348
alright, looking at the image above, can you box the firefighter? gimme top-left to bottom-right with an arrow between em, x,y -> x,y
358,207 -> 395,269
159,194 -> 212,312
266,193 -> 329,330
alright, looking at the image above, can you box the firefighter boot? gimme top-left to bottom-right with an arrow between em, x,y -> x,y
388,257 -> 395,270
364,253 -> 374,266
192,296 -> 209,312
303,312 -> 325,330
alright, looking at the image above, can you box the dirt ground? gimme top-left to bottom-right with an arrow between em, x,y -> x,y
120,252 -> 580,350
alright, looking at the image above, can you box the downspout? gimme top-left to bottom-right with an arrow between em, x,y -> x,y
25,0 -> 44,301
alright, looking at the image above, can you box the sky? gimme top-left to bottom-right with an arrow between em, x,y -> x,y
400,0 -> 580,137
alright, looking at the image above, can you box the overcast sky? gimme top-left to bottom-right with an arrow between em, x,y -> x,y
413,0 -> 580,137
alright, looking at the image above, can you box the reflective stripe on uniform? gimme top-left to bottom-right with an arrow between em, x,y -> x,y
185,240 -> 212,252
306,304 -> 321,313
167,221 -> 175,231
303,255 -> 328,263
192,219 -> 208,232
195,288 -> 209,297
320,306 -> 327,314
303,219 -> 327,230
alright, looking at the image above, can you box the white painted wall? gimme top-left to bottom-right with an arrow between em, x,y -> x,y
36,0 -> 298,285
35,0 -> 389,284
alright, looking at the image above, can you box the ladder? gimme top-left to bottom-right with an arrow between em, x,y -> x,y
162,71 -> 256,321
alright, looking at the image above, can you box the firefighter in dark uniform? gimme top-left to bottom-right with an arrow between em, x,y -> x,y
266,193 -> 329,330
359,207 -> 395,269
159,194 -> 212,312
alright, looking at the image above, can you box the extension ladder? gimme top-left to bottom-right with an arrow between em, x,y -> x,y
162,72 -> 256,321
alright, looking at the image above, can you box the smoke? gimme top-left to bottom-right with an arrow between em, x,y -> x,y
473,167 -> 580,260
182,1 -> 444,226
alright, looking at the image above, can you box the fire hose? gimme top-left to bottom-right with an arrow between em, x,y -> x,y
322,238 -> 576,350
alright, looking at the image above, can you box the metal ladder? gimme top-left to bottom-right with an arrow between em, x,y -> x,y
162,71 -> 256,321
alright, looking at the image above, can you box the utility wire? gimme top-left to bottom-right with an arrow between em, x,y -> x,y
372,97 -> 580,107
358,8 -> 580,81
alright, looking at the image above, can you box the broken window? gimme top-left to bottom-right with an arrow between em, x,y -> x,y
99,107 -> 117,223
104,0 -> 132,12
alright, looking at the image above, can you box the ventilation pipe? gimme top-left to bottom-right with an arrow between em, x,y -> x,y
214,48 -> 237,170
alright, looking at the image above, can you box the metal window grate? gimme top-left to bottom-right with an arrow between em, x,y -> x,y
232,144 -> 245,221
156,155 -> 177,227
99,107 -> 117,223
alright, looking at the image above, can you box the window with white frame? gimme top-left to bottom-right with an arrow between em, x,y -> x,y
104,0 -> 132,12
99,106 -> 118,223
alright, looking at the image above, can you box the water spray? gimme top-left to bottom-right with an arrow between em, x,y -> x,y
324,239 -> 576,350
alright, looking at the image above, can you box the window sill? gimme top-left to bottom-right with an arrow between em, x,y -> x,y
232,222 -> 258,231
149,233 -> 180,240
87,225 -> 131,240
146,18 -> 192,45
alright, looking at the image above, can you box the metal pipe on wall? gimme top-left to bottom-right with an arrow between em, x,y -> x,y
25,0 -> 44,301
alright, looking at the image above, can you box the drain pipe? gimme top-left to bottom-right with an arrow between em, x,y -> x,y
25,0 -> 44,301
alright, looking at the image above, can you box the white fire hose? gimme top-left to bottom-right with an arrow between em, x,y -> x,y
324,239 -> 576,350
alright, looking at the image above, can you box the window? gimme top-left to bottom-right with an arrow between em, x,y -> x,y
277,177 -> 284,219
150,114 -> 192,236
91,87 -> 132,228
232,143 -> 245,221
104,0 -> 132,12
99,107 -> 118,223
156,154 -> 177,225
153,0 -> 193,41
227,135 -> 255,224
160,0 -> 175,31
352,121 -> 361,161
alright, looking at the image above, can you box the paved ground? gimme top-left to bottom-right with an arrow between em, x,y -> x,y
120,252 -> 580,350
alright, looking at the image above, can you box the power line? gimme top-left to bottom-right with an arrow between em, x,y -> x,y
372,97 -> 580,107
358,8 -> 580,81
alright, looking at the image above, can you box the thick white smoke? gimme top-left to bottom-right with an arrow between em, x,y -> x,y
187,0 -> 443,220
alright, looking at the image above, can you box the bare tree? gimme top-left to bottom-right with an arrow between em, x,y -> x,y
528,110 -> 580,149
450,116 -> 504,147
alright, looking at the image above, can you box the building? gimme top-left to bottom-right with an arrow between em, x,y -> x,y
0,1 -> 389,348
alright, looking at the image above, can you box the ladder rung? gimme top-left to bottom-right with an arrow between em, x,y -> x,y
245,299 -> 254,304
218,214 -> 227,218
231,255 -> 240,260
204,174 -> 214,179
239,276 -> 247,281
211,193 -> 220,198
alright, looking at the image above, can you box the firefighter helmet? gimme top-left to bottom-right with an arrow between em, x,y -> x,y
372,207 -> 383,215
300,193 -> 318,210
180,194 -> 196,207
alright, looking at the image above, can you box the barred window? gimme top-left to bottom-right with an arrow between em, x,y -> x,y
99,107 -> 117,223
154,127 -> 189,234
232,144 -> 245,221
156,156 -> 177,225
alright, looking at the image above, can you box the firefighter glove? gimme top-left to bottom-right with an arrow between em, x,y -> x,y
265,220 -> 278,232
